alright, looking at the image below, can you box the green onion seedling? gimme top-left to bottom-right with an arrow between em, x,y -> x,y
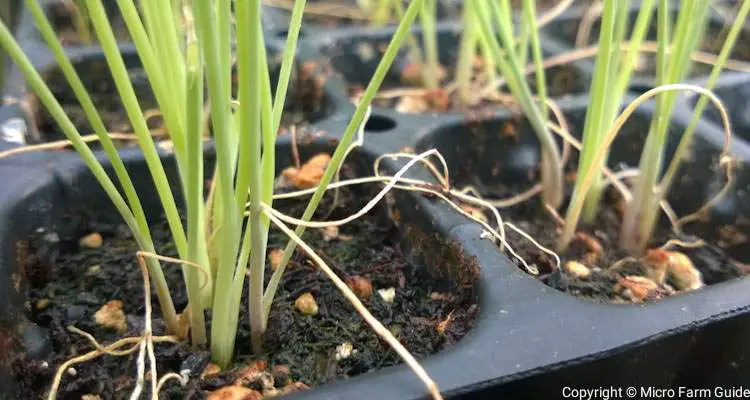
0,0 -> 425,369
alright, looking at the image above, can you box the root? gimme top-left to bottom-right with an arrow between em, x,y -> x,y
46,252 -> 193,400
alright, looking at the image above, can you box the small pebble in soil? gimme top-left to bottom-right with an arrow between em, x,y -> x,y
35,298 -> 51,310
378,287 -> 396,303
94,299 -> 127,332
564,261 -> 591,280
85,265 -> 101,276
66,305 -> 87,322
614,276 -> 660,303
78,232 -> 103,249
294,292 -> 318,316
345,275 -> 373,299
334,342 -> 356,361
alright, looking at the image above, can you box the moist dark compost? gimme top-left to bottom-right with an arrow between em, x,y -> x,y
8,164 -> 479,399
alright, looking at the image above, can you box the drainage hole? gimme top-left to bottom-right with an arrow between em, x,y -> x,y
364,114 -> 397,132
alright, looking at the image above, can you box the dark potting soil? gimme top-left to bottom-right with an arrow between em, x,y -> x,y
486,183 -> 746,304
35,59 -> 327,147
9,168 -> 479,399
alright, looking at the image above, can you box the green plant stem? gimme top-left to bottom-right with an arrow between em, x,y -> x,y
88,0 -> 190,270
0,17 -> 183,334
573,0 -> 618,224
638,0 -> 750,252
456,0 -> 477,104
660,0 -> 750,195
419,0 -> 439,89
184,28 -> 208,346
192,0 -> 244,366
234,0 -> 265,355
115,0 -> 189,188
262,0 -> 426,320
620,0 -> 711,252
474,0 -> 563,208
522,0 -> 547,119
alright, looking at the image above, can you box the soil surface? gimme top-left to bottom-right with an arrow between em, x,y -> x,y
9,166 -> 479,399
487,183 -> 747,304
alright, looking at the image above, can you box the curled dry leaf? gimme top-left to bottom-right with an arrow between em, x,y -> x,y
281,153 -> 331,189
94,300 -> 127,332
614,276 -> 660,303
207,385 -> 263,400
